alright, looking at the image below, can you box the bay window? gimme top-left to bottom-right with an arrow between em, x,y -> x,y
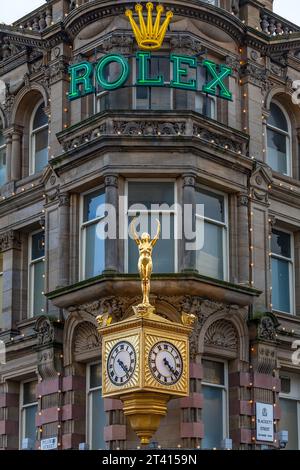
271,229 -> 294,314
30,102 -> 49,174
126,181 -> 176,274
28,231 -> 46,317
87,363 -> 106,450
202,359 -> 228,449
134,56 -> 171,110
81,188 -> 105,280
0,121 -> 6,186
280,374 -> 300,450
195,188 -> 227,280
20,380 -> 38,448
267,102 -> 291,176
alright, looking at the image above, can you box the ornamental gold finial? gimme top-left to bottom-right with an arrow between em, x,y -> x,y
130,217 -> 160,307
125,2 -> 173,51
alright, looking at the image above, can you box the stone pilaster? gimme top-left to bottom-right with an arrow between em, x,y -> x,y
103,175 -> 119,273
180,362 -> 203,448
237,193 -> 250,285
0,380 -> 19,449
181,174 -> 197,273
104,398 -> 126,450
57,193 -> 70,287
0,230 -> 22,333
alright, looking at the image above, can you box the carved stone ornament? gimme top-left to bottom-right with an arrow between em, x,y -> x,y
170,36 -> 203,54
0,37 -> 25,62
250,164 -> 273,204
105,175 -> 118,188
34,316 -> 55,346
58,193 -> 71,207
0,230 -> 21,252
237,193 -> 249,207
204,319 -> 238,351
74,322 -> 100,359
113,121 -> 185,137
101,33 -> 133,53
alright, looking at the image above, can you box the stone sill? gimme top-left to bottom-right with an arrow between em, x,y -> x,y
47,272 -> 261,309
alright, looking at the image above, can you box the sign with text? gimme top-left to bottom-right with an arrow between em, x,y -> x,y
41,437 -> 58,450
256,403 -> 274,442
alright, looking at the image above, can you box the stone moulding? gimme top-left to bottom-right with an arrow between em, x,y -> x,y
56,110 -> 249,157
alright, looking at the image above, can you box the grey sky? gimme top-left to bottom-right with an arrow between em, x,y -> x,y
0,0 -> 300,26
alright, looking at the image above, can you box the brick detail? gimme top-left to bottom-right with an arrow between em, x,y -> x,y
62,404 -> 85,421
62,376 -> 86,392
180,422 -> 204,439
0,393 -> 19,408
104,425 -> 126,441
180,393 -> 203,409
37,379 -> 60,396
190,363 -> 203,379
62,433 -> 85,450
104,398 -> 123,412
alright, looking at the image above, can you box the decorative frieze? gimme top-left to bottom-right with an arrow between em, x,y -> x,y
0,230 -> 21,252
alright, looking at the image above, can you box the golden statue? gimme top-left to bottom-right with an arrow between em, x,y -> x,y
130,217 -> 161,306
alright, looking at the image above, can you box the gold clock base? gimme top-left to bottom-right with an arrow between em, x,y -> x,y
122,391 -> 170,445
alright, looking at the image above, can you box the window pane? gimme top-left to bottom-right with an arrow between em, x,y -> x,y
197,222 -> 223,279
196,189 -> 224,222
280,377 -> 291,394
84,223 -> 105,278
150,87 -> 171,110
280,399 -> 299,450
31,232 -> 45,260
33,104 -> 48,130
202,385 -> 223,449
24,405 -> 37,443
84,190 -> 105,222
203,360 -> 224,385
23,381 -> 37,405
90,390 -> 106,449
90,364 -> 101,389
268,103 -> 288,132
267,128 -> 288,175
271,230 -> 291,258
34,127 -> 48,172
271,257 -> 290,313
128,182 -> 174,209
32,260 -> 46,316
0,148 -> 6,186
128,214 -> 174,274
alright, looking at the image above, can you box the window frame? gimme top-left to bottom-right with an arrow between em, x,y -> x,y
201,357 -> 229,449
79,186 -> 106,281
266,100 -> 292,177
29,100 -> 49,175
271,227 -> 295,315
86,362 -> 106,450
124,178 -> 178,274
132,55 -> 174,111
19,379 -> 38,449
28,230 -> 45,319
279,372 -> 300,450
195,184 -> 229,281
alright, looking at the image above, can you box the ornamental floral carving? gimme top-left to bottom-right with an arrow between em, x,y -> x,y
34,316 -> 55,346
113,121 -> 185,137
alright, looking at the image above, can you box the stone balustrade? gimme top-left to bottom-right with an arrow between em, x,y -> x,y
13,3 -> 54,32
260,10 -> 300,36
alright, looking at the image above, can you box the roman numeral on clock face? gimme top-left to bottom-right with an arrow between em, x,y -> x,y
107,341 -> 136,387
149,341 -> 183,386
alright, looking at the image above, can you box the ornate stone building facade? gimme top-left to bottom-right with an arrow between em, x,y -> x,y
0,0 -> 300,450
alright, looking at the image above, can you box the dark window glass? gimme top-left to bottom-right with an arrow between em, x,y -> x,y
23,381 -> 37,405
83,189 -> 105,222
196,189 -> 224,222
268,103 -> 288,132
128,182 -> 174,209
271,230 -> 291,258
33,104 -> 48,130
31,232 -> 45,260
90,364 -> 102,388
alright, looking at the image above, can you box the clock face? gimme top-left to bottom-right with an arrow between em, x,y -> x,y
107,341 -> 136,386
149,341 -> 183,385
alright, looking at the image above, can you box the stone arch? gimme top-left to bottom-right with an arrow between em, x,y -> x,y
63,309 -> 99,368
11,82 -> 49,125
198,308 -> 249,362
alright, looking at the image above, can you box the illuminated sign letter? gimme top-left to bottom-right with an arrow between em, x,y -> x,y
136,51 -> 164,86
202,60 -> 232,100
68,61 -> 94,100
96,54 -> 129,90
170,54 -> 197,91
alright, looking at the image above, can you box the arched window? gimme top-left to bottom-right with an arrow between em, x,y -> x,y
30,102 -> 48,174
267,102 -> 291,176
0,120 -> 6,186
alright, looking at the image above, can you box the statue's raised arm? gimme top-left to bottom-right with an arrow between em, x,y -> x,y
130,217 -> 140,245
151,219 -> 161,247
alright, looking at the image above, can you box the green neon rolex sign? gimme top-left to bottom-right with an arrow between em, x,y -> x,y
68,52 -> 232,102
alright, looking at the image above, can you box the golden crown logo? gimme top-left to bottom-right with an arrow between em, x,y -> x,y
125,2 -> 173,51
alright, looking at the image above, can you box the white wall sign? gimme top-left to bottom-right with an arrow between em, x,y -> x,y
256,402 -> 274,442
40,437 -> 58,450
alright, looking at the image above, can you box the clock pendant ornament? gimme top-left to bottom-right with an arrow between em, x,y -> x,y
97,218 -> 195,445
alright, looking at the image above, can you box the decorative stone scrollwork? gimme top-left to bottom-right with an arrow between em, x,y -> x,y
249,312 -> 280,343
102,34 -> 133,53
0,37 -> 25,62
193,124 -> 246,155
250,164 -> 273,204
237,193 -> 249,207
74,322 -> 100,355
105,175 -> 118,188
113,121 -> 185,137
0,230 -> 21,252
204,319 -> 238,351
34,316 -> 63,379
183,174 -> 196,188
170,36 -> 203,54
58,193 -> 71,207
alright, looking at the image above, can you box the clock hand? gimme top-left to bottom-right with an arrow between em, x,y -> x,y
163,357 -> 176,375
117,358 -> 129,374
